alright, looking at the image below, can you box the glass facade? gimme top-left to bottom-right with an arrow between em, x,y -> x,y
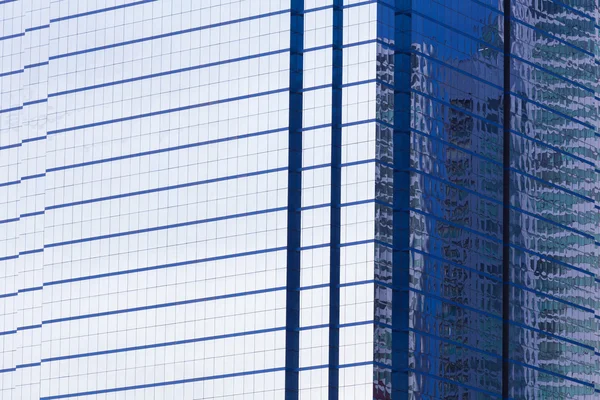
0,0 -> 598,399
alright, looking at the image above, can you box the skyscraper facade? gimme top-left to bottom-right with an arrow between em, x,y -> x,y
0,0 -> 598,399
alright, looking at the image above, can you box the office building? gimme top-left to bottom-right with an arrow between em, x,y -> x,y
0,0 -> 598,398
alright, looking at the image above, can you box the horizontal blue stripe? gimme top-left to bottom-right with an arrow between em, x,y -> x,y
302,84 -> 332,92
0,105 -> 22,114
513,282 -> 592,313
510,89 -> 594,127
50,49 -> 289,98
0,68 -> 23,78
0,247 -> 286,299
299,243 -> 330,251
509,167 -> 594,202
47,167 -> 286,210
339,320 -> 388,329
45,246 -> 286,287
0,142 -> 21,151
344,77 -> 394,90
45,207 -> 285,248
40,367 -> 286,399
410,49 -> 503,91
24,61 -> 48,69
297,364 -> 328,371
0,32 -> 24,42
408,246 -> 502,282
509,128 -> 595,166
22,173 -> 45,180
342,117 -> 393,129
343,38 -> 379,49
509,359 -> 594,388
19,324 -> 42,331
412,7 -> 594,95
341,198 -> 393,209
299,320 -> 385,331
340,279 -> 393,290
509,205 -> 595,240
0,216 -> 19,225
0,287 -> 286,337
304,37 -> 383,54
408,368 -> 502,398
48,127 -> 286,172
23,135 -> 46,143
301,163 -> 331,170
511,16 -> 594,57
42,286 -> 285,325
298,324 -> 329,331
42,327 -> 285,363
340,157 -> 394,169
49,10 -> 290,61
410,327 -> 501,360
298,284 -> 329,291
19,286 -> 43,294
410,126 -> 502,165
545,0 -> 594,20
408,166 -> 594,244
25,24 -> 49,32
23,98 -> 47,106
50,0 -> 157,23
409,287 -> 502,321
408,207 -> 502,244
19,248 -> 43,256
0,179 -> 20,188
508,242 -> 594,277
411,286 -> 594,351
303,44 -> 333,53
509,318 -> 595,352
16,362 -> 41,369
0,210 -> 45,225
412,89 -> 502,130
299,203 -> 330,211
0,173 -> 44,188
0,208 -> 285,263
339,361 -> 383,369
511,51 -> 595,96
48,88 -> 288,135
21,210 -> 44,218
340,239 -> 394,249
301,123 -> 331,132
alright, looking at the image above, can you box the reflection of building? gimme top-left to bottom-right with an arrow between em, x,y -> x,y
509,0 -> 600,397
400,0 -> 600,398
0,0 -> 598,399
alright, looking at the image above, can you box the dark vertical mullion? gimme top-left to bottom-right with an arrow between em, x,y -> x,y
285,1 -> 304,399
394,0 -> 412,397
502,0 -> 511,399
329,1 -> 343,399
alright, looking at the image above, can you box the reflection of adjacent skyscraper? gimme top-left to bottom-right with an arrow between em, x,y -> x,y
400,0 -> 600,398
399,1 -> 506,397
509,0 -> 600,397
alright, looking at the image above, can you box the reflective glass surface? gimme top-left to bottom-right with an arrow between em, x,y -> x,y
0,1 -> 599,399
